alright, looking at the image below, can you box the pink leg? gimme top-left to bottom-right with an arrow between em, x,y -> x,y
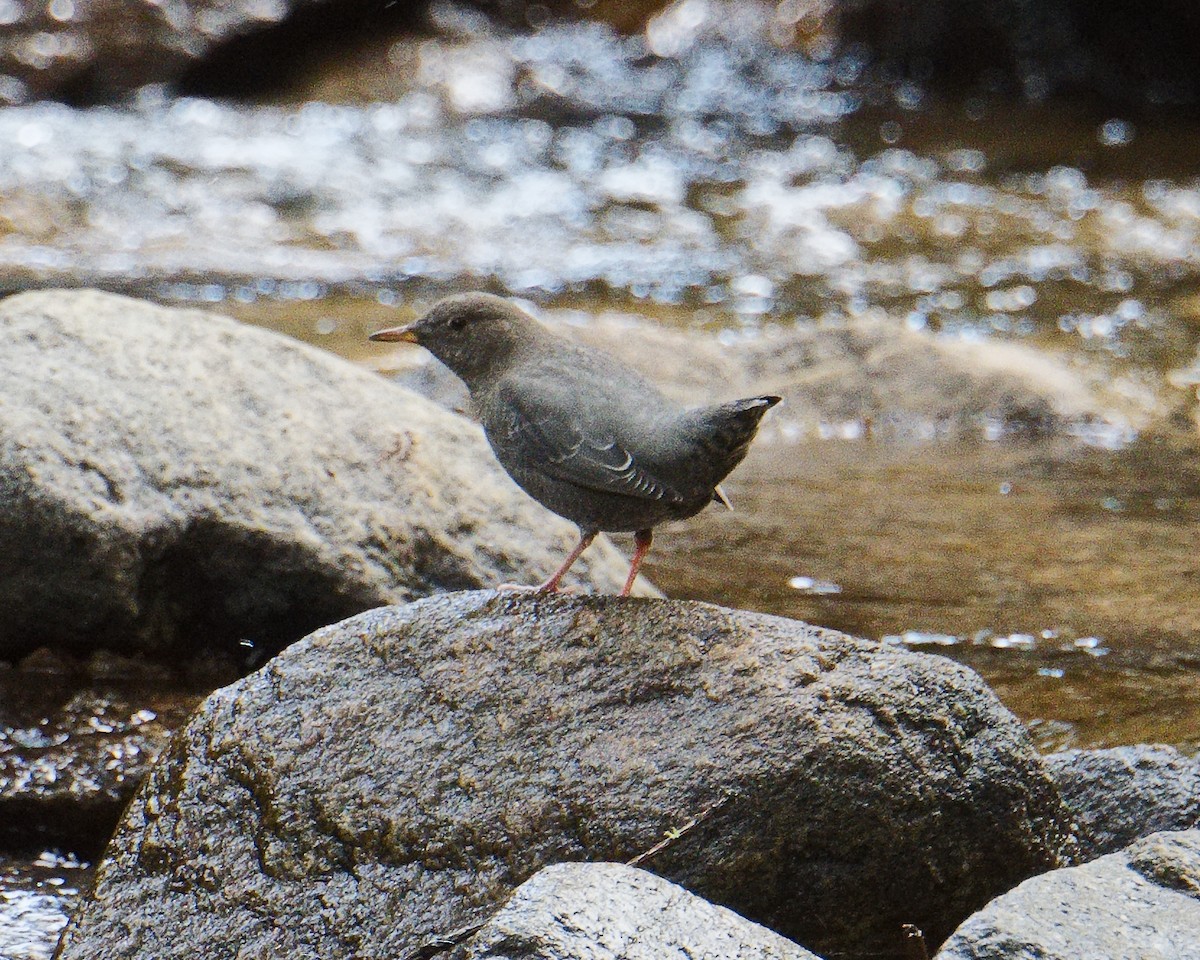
620,529 -> 653,597
536,530 -> 597,593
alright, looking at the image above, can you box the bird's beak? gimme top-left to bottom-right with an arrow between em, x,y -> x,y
368,323 -> 420,344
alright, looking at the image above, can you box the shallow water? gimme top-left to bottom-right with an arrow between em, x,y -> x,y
0,662 -> 210,958
0,851 -> 89,960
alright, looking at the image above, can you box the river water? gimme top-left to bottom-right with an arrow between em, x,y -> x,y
2,1 -> 1198,954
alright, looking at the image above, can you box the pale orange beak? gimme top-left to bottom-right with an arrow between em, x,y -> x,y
368,323 -> 420,344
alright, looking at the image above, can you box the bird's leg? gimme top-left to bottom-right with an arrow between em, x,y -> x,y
620,529 -> 653,597
532,529 -> 597,593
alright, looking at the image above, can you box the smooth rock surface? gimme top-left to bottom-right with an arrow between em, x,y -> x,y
1046,745 -> 1200,858
0,289 -> 644,659
934,829 -> 1200,960
576,312 -> 1155,441
445,861 -> 822,960
56,593 -> 1074,960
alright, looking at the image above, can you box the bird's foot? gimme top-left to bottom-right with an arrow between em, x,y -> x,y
495,581 -> 538,593
496,581 -> 578,594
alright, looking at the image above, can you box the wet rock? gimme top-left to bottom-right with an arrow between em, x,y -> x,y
1046,745 -> 1200,859
444,861 -> 822,960
0,0 -> 348,104
57,593 -> 1074,960
0,289 -> 643,659
934,829 -> 1200,960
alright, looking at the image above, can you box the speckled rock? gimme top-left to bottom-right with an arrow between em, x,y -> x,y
0,289 -> 646,659
444,861 -> 823,960
934,829 -> 1200,960
57,593 -> 1074,960
1046,745 -> 1200,858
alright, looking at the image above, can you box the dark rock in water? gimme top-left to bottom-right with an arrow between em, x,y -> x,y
934,829 -> 1200,960
0,0 -> 372,104
1046,745 -> 1200,859
841,0 -> 1200,107
444,861 -> 822,960
56,593 -> 1074,960
0,290 -> 643,660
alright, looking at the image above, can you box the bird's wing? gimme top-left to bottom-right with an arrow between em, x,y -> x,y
491,377 -> 688,504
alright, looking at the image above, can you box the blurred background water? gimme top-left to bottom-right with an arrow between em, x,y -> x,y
2,1 -> 1199,952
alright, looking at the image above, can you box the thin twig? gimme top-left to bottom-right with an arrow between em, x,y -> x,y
399,922 -> 485,960
399,793 -> 734,959
626,794 -> 733,867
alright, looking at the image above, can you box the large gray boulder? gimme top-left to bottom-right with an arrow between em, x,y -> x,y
445,861 -> 822,960
0,289 -> 642,659
56,593 -> 1074,960
935,829 -> 1200,960
1046,745 -> 1200,858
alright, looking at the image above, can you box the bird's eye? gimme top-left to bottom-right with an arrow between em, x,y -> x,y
448,315 -> 467,332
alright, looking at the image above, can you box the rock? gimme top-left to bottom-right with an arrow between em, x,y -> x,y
444,861 -> 822,960
56,593 -> 1074,960
934,829 -> 1200,960
0,0 -> 347,104
612,315 -> 1154,443
840,0 -> 1200,108
1046,745 -> 1200,858
0,289 -> 644,660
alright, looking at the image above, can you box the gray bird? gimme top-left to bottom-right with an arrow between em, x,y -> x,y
370,293 -> 779,595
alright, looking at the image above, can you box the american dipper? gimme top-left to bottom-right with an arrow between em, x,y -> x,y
370,293 -> 779,595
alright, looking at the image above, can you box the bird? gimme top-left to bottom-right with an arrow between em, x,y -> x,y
370,293 -> 779,596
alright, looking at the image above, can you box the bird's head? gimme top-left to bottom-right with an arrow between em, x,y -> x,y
369,293 -> 540,388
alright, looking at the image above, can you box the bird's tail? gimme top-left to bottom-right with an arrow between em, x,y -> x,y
679,395 -> 781,487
